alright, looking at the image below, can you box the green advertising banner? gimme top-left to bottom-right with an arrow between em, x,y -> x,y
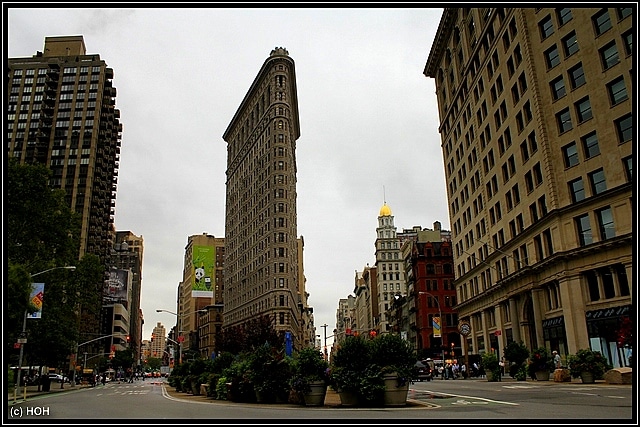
192,245 -> 214,297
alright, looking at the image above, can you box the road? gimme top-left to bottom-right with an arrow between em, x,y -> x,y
6,377 -> 633,422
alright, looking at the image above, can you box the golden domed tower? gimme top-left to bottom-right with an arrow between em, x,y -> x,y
379,203 -> 392,217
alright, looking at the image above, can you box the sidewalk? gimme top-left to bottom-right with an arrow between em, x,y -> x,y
8,382 -> 106,404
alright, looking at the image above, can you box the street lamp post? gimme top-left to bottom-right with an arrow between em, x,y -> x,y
156,309 -> 205,364
416,291 -> 445,366
14,266 -> 76,403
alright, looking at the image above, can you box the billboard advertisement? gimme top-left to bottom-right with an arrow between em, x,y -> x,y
192,245 -> 214,297
104,268 -> 130,305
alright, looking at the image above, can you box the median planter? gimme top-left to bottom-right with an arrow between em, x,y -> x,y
303,380 -> 327,406
382,373 -> 409,407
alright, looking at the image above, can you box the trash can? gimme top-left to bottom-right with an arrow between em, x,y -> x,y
41,375 -> 51,391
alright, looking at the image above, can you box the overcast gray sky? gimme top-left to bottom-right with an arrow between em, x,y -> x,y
7,6 -> 449,349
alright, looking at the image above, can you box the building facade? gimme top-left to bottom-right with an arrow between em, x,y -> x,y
402,225 -> 456,361
111,231 -> 144,366
222,47 -> 305,347
374,203 -> 407,333
177,233 -> 224,353
150,322 -> 167,361
8,35 -> 122,261
7,35 -> 123,356
425,8 -> 633,367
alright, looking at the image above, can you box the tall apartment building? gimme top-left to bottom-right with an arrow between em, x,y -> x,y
111,231 -> 144,365
176,233 -> 224,353
8,35 -> 123,354
150,322 -> 167,360
222,47 -> 305,347
425,8 -> 632,367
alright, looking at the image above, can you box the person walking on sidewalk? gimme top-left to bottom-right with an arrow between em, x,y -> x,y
553,351 -> 562,369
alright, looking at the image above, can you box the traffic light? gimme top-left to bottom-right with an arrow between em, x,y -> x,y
126,335 -> 130,343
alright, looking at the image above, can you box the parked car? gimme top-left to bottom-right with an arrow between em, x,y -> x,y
48,373 -> 68,383
414,360 -> 433,381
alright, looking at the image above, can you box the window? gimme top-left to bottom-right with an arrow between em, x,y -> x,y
556,108 -> 572,133
568,63 -> 586,89
575,97 -> 592,123
557,8 -> 572,25
539,15 -> 554,39
545,45 -> 561,69
588,168 -> 607,195
593,9 -> 612,36
623,156 -> 632,181
607,76 -> 628,105
617,7 -> 632,19
569,178 -> 585,202
581,132 -> 600,159
562,142 -> 579,168
575,214 -> 592,246
615,114 -> 632,143
622,30 -> 632,55
600,42 -> 620,69
562,31 -> 579,57
596,207 -> 615,240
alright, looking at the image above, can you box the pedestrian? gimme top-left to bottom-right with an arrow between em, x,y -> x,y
101,374 -> 106,386
553,350 -> 561,369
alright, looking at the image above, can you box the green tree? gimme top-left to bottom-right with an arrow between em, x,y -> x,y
146,357 -> 162,372
7,159 -> 103,370
7,158 -> 80,269
111,349 -> 136,372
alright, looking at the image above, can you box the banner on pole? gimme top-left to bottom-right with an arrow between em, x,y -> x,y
432,316 -> 441,338
29,283 -> 45,319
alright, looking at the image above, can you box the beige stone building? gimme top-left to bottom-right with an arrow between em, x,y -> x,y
425,8 -> 632,367
176,233 -> 224,354
222,47 -> 309,348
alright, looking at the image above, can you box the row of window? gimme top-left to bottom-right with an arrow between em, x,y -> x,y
540,8 -> 630,56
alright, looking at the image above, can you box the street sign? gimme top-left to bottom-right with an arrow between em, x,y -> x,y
494,330 -> 502,336
17,338 -> 27,344
13,343 -> 21,349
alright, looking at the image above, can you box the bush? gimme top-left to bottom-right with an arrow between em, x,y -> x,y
370,332 -> 416,382
222,354 -> 255,403
567,349 -> 612,379
290,346 -> 329,394
481,352 -> 501,381
247,343 -> 293,402
329,335 -> 371,393
215,376 -> 228,400
527,347 -> 554,377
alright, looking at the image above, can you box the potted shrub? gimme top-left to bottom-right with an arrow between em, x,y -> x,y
290,346 -> 329,406
481,351 -> 500,381
528,347 -> 554,381
504,341 -> 530,381
370,333 -> 416,407
567,348 -> 612,383
329,334 -> 373,406
222,354 -> 255,403
248,343 -> 293,404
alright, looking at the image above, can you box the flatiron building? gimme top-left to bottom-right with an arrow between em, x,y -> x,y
222,47 -> 304,346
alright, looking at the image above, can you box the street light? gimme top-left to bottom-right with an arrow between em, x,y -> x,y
156,308 -> 205,364
416,291 -> 445,366
14,265 -> 75,403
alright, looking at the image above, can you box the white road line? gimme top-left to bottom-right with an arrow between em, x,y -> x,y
422,390 -> 519,406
